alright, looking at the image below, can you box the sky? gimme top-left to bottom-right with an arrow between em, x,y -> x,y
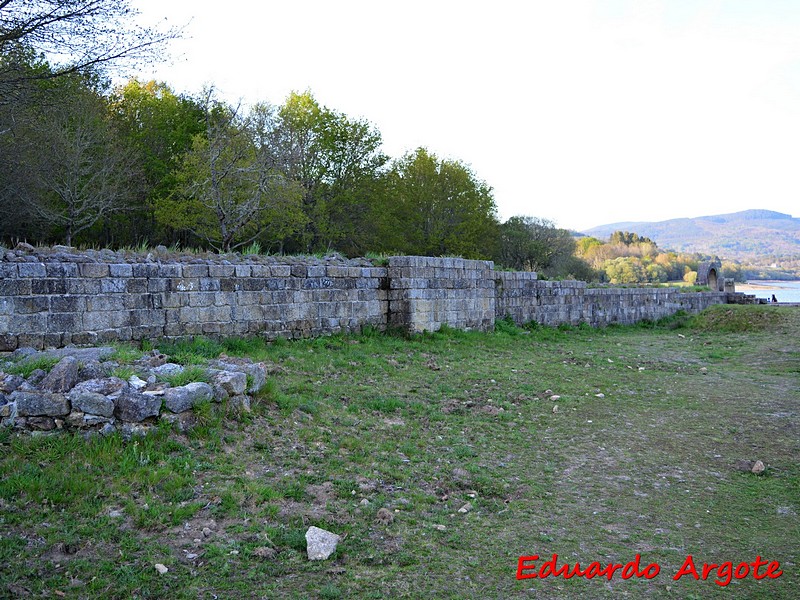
131,0 -> 800,232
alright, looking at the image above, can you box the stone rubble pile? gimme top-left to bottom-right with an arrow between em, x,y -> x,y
0,346 -> 268,437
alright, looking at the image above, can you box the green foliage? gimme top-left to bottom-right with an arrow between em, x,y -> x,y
5,356 -> 60,378
691,305 -> 788,332
156,337 -> 224,364
496,215 -> 591,278
494,315 -> 521,335
157,365 -> 209,387
157,91 -> 305,252
380,147 -> 499,259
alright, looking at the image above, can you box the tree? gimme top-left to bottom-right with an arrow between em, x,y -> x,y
0,60 -> 140,246
25,78 -> 139,245
384,148 -> 499,258
0,0 -> 179,99
604,257 -> 647,284
273,91 -> 387,253
109,79 -> 205,245
497,216 -> 577,273
159,91 -> 303,252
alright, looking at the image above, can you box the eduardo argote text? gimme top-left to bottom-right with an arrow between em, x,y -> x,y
516,553 -> 783,587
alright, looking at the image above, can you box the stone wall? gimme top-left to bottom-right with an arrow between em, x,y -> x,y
0,246 -> 387,351
0,246 -> 749,350
495,275 -> 735,326
387,256 -> 495,333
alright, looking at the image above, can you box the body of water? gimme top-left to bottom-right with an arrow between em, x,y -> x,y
742,281 -> 800,303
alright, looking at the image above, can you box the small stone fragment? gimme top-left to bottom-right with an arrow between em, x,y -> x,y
552,405 -> 559,414
751,460 -> 766,475
376,507 -> 394,524
128,375 -> 147,390
433,524 -> 447,531
154,563 -> 168,575
458,502 -> 473,513
253,546 -> 277,560
595,393 -> 605,398
549,395 -> 561,401
202,527 -> 212,538
305,526 -> 340,560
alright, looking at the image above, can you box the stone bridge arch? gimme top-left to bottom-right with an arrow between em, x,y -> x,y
697,260 -> 723,291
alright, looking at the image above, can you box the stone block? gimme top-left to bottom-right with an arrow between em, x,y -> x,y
188,292 -> 216,307
0,264 -> 17,278
132,264 -> 159,278
163,382 -> 213,413
108,264 -> 133,277
3,279 -> 31,296
157,264 -> 182,278
183,264 -> 209,278
17,263 -> 47,278
87,296 -> 126,312
13,391 -> 69,416
270,265 -> 291,277
83,311 -> 129,330
97,278 -> 125,294
124,278 -> 147,293
209,264 -> 236,277
69,391 -> 114,417
290,264 -> 307,278
31,279 -> 67,294
199,277 -> 220,291
234,265 -> 251,277
48,312 -> 81,332
114,390 -> 162,422
15,297 -> 49,314
78,263 -> 109,278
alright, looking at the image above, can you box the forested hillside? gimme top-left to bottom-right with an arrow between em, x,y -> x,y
584,210 -> 800,278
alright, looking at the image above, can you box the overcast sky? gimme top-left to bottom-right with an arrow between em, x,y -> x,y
132,0 -> 800,232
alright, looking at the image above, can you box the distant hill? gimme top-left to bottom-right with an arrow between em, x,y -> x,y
583,210 -> 800,261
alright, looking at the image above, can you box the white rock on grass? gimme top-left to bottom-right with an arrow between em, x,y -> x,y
305,526 -> 340,560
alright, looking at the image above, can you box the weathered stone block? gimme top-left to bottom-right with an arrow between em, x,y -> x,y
69,391 -> 114,417
108,264 -> 133,277
157,264 -> 182,278
17,263 -> 47,278
114,391 -> 162,422
183,264 -> 209,278
79,263 -> 109,278
100,278 -> 127,293
13,391 -> 69,416
47,312 -> 81,333
209,264 -> 236,277
199,277 -> 220,291
132,264 -> 159,278
269,265 -> 291,277
163,382 -> 213,413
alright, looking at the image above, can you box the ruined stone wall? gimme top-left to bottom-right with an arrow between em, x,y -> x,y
495,275 -> 733,327
0,247 -> 388,351
387,256 -> 495,333
0,246 -> 746,350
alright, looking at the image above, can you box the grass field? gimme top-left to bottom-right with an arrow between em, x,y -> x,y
1,305 -> 798,599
